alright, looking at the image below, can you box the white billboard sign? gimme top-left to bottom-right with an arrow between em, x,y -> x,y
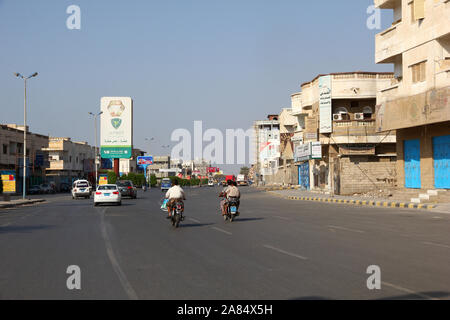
319,75 -> 332,133
100,97 -> 133,159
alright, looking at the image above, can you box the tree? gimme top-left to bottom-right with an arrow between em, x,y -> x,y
150,174 -> 157,187
107,171 -> 117,184
240,166 -> 250,175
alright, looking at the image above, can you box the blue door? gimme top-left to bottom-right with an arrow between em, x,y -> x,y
298,162 -> 310,190
433,135 -> 450,189
404,139 -> 421,189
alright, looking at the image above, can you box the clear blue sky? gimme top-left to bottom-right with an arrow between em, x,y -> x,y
0,0 -> 392,173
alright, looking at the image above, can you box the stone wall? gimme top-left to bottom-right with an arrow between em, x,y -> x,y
337,155 -> 397,195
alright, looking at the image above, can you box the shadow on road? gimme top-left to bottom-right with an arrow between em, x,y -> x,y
179,223 -> 215,228
0,225 -> 54,234
233,217 -> 264,223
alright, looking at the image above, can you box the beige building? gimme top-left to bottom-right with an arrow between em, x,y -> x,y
0,124 -> 49,190
292,72 -> 397,195
43,137 -> 95,187
375,0 -> 450,190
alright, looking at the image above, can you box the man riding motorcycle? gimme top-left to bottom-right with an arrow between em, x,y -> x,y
219,180 -> 241,216
165,179 -> 186,218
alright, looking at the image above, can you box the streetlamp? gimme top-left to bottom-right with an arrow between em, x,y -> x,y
14,72 -> 38,199
88,111 -> 103,187
145,137 -> 155,155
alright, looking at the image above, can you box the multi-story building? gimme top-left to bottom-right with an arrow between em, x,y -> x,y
375,0 -> 450,190
0,124 -> 49,191
148,155 -> 171,178
253,115 -> 280,185
292,72 -> 397,194
43,137 -> 95,187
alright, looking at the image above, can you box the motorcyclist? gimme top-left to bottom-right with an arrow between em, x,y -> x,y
219,180 -> 241,216
229,181 -> 241,215
219,180 -> 233,216
165,179 -> 186,218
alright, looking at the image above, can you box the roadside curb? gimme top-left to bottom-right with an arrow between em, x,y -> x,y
0,199 -> 46,209
267,191 -> 436,211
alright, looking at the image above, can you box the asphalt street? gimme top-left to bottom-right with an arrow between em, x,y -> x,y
1,186 -> 450,300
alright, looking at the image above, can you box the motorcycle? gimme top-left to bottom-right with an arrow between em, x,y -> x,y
170,200 -> 185,228
224,198 -> 239,222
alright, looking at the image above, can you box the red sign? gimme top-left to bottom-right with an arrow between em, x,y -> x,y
207,167 -> 220,173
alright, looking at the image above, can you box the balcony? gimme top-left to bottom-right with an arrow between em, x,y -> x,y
332,120 -> 377,136
374,0 -> 401,9
375,22 -> 403,64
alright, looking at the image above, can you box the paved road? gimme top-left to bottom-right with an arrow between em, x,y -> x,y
1,187 -> 450,299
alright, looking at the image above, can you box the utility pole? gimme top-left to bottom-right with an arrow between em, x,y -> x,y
88,111 -> 103,187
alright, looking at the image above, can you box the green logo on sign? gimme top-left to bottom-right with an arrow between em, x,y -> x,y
111,118 -> 122,129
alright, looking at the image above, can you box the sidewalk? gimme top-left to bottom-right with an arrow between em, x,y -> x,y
265,188 -> 450,212
0,198 -> 46,209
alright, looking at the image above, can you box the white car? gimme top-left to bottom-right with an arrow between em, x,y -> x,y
94,184 -> 121,206
208,180 -> 214,186
72,180 -> 92,199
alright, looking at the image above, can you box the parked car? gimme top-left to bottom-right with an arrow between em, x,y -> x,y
208,180 -> 215,187
59,183 -> 71,193
94,184 -> 121,206
72,180 -> 92,199
161,178 -> 172,192
40,183 -> 55,194
116,180 -> 137,199
29,185 -> 43,195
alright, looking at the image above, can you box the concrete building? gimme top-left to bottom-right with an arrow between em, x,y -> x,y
0,124 -> 49,192
375,0 -> 450,191
292,72 -> 397,195
43,137 -> 95,187
253,115 -> 280,185
148,155 -> 171,178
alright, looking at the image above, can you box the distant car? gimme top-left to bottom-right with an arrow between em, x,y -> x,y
29,185 -> 42,195
40,183 -> 55,194
72,180 -> 92,199
116,180 -> 137,199
208,180 -> 214,187
94,184 -> 121,206
161,178 -> 172,192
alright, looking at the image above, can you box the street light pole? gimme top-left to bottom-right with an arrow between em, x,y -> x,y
89,111 -> 103,187
14,72 -> 38,199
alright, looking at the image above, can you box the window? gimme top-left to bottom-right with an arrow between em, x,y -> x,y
411,0 -> 425,22
363,106 -> 373,120
411,61 -> 426,83
2,144 -> 7,154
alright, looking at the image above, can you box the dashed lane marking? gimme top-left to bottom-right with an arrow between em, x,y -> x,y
211,227 -> 232,235
263,245 -> 308,261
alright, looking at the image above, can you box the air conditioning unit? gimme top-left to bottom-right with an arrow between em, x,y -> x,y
354,113 -> 364,120
333,114 -> 343,121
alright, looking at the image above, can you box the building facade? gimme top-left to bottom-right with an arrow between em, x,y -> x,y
253,115 -> 280,185
0,124 -> 49,192
43,137 -> 95,187
375,0 -> 450,190
292,72 -> 397,195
